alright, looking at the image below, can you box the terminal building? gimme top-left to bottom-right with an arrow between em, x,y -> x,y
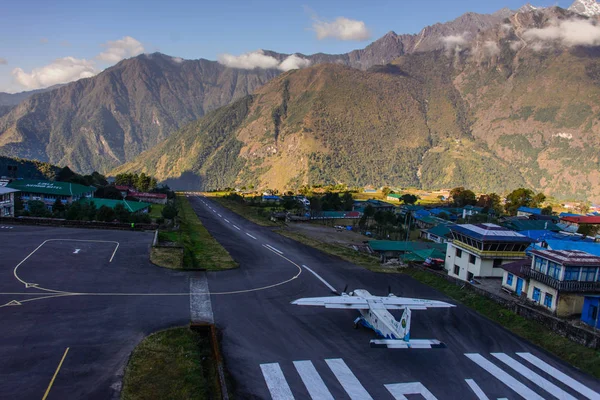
6,179 -> 95,211
445,223 -> 533,282
0,187 -> 19,217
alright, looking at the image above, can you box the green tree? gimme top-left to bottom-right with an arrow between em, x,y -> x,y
578,224 -> 600,237
400,194 -> 418,205
161,203 -> 178,220
541,206 -> 553,216
52,197 -> 65,217
382,187 -> 392,197
97,205 -> 116,222
14,195 -> 24,215
341,192 -> 354,211
28,200 -> 50,217
505,188 -> 535,215
95,186 -> 123,199
450,187 -> 476,207
114,203 -> 130,223
532,193 -> 547,208
66,201 -> 83,220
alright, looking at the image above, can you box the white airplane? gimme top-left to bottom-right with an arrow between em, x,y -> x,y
292,288 -> 455,349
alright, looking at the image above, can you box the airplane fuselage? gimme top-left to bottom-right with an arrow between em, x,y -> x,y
353,289 -> 410,341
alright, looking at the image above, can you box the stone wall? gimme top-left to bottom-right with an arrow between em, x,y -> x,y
0,216 -> 157,231
411,264 -> 600,349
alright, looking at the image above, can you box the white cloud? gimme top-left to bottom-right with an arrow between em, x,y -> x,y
12,57 -> 97,89
501,23 -> 513,32
312,16 -> 371,41
97,36 -> 144,63
483,41 -> 501,57
510,41 -> 524,51
279,54 -> 311,71
442,32 -> 470,52
172,56 -> 184,63
0,58 -> 7,65
218,50 -> 279,69
523,18 -> 600,47
218,50 -> 311,72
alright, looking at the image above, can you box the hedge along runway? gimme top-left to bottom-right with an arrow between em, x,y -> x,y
0,225 -> 195,400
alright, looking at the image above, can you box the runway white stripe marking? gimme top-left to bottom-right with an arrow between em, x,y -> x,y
246,233 -> 257,240
218,213 -> 222,217
517,352 -> 600,400
233,225 -> 241,231
260,363 -> 295,400
294,360 -> 334,400
190,275 -> 213,323
465,354 -> 544,400
302,265 -> 336,292
492,353 -> 577,400
325,358 -> 373,400
385,382 -> 438,400
465,379 -> 489,400
264,244 -> 283,255
224,219 -> 230,223
73,249 -> 81,254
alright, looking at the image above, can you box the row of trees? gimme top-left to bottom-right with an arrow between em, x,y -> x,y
448,187 -> 552,216
114,173 -> 158,192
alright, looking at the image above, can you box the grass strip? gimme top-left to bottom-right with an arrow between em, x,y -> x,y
277,229 -> 387,272
148,204 -> 165,219
121,326 -> 217,400
402,268 -> 600,379
149,246 -> 183,269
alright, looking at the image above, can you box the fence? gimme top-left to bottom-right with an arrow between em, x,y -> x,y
410,264 -> 600,349
0,216 -> 158,231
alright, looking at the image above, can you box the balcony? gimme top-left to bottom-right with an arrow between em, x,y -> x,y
521,267 -> 600,293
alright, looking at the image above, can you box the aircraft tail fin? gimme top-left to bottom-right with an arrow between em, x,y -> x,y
397,307 -> 411,340
370,339 -> 446,349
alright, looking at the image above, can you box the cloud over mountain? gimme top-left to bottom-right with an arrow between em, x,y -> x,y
218,50 -> 310,71
97,36 -> 145,63
523,18 -> 600,47
312,16 -> 371,41
12,57 -> 96,89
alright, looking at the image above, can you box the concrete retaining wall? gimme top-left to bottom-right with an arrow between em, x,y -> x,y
411,265 -> 600,349
0,216 -> 158,231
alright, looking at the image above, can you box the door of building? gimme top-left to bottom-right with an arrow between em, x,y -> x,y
516,278 -> 523,296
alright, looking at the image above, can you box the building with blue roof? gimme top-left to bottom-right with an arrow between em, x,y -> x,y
445,223 -> 533,282
543,239 -> 600,257
517,206 -> 542,217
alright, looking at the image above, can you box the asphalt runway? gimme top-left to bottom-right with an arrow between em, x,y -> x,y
188,195 -> 600,400
0,226 -> 192,400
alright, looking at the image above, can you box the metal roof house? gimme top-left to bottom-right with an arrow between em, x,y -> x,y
7,179 -> 95,211
0,187 -> 19,217
82,198 -> 152,213
517,207 -> 543,217
445,223 -> 533,282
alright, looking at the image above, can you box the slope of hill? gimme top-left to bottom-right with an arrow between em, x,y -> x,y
0,54 -> 279,173
0,156 -> 60,180
115,6 -> 600,201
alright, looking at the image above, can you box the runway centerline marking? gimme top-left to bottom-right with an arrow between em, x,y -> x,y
217,213 -> 222,217
233,225 -> 241,230
224,219 -> 230,223
301,265 -> 336,292
246,233 -> 257,240
264,244 -> 283,255
42,347 -> 70,400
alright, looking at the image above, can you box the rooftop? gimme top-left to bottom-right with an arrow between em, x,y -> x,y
0,187 -> 19,195
530,249 -> 600,266
544,239 -> 600,257
517,206 -> 542,215
561,216 -> 600,225
83,198 -> 151,213
502,219 -> 561,232
7,179 -> 95,196
450,223 -> 533,243
501,258 -> 531,277
130,192 -> 167,199
368,240 -> 446,253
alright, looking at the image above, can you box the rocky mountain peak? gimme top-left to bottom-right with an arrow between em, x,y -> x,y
568,0 -> 600,16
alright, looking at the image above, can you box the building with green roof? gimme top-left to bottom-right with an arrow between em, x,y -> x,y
368,240 -> 447,262
82,198 -> 151,213
7,179 -> 95,211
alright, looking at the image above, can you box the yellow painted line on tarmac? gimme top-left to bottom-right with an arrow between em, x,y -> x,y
42,347 -> 69,400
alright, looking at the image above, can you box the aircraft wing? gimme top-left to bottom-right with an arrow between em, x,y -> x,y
291,297 -> 370,309
369,296 -> 455,309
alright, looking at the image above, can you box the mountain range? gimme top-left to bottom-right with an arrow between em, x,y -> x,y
2,1 -> 600,200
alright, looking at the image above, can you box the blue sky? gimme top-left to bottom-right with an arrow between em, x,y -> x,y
0,0 -> 573,92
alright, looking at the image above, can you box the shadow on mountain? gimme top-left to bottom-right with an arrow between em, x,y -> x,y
163,171 -> 204,191
571,46 -> 600,58
367,64 -> 409,77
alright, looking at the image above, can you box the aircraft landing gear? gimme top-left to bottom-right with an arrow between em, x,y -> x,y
353,317 -> 361,329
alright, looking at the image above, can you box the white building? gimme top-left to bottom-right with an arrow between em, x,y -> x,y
0,187 -> 19,217
445,223 -> 533,282
520,250 -> 600,317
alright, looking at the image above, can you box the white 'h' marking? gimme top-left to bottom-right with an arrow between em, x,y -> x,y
325,358 -> 373,400
293,361 -> 334,400
465,354 -> 544,400
492,353 -> 577,400
517,352 -> 600,400
260,363 -> 294,400
385,382 -> 438,400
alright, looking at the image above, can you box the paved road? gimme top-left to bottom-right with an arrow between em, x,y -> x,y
189,195 -> 600,400
0,226 -> 192,400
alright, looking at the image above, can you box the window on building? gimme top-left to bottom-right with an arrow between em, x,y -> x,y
532,287 -> 541,302
493,259 -> 502,268
456,248 -> 462,258
589,305 -> 598,322
581,267 -> 597,282
454,265 -> 460,276
547,262 -> 561,280
534,257 -> 546,273
564,267 -> 580,281
506,273 -> 514,286
467,272 -> 474,282
469,254 -> 476,264
544,293 -> 553,308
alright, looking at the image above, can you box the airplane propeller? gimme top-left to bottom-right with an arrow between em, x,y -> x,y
331,284 -> 349,296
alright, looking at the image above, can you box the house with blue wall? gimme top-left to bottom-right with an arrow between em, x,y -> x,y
581,296 -> 600,328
